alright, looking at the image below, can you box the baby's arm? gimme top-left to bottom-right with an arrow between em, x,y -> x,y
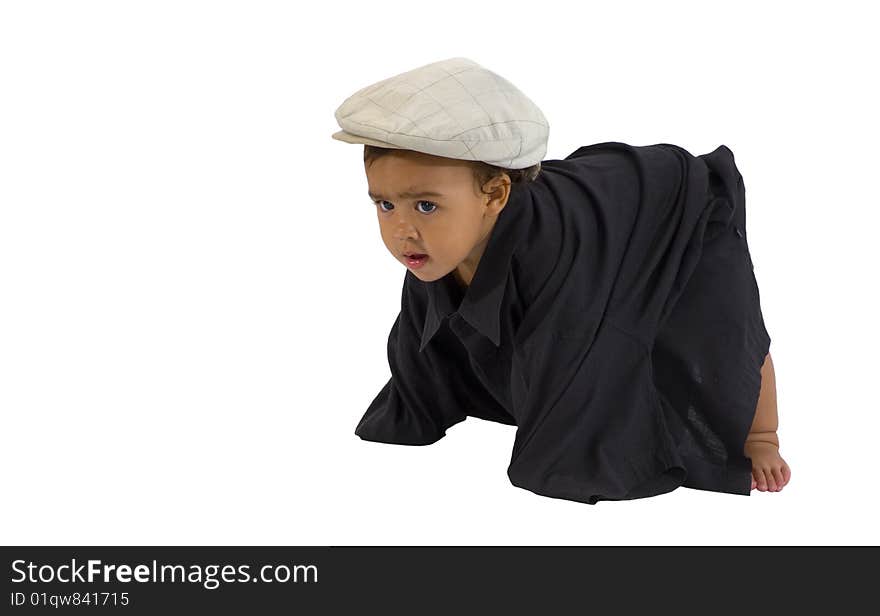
746,352 -> 779,447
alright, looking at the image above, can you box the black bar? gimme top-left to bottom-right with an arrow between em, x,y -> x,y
0,546 -> 873,613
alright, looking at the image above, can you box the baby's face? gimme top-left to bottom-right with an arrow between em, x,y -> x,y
365,149 -> 508,285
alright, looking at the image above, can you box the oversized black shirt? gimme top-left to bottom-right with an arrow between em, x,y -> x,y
355,141 -> 772,505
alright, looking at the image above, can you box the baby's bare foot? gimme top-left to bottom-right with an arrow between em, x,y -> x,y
744,440 -> 791,492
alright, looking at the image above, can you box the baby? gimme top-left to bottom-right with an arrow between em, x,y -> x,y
333,57 -> 791,503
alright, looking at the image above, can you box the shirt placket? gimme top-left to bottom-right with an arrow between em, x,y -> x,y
447,313 -> 515,418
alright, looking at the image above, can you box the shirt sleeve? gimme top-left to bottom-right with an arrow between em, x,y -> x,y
354,275 -> 499,445
502,144 -> 692,504
650,145 -> 772,493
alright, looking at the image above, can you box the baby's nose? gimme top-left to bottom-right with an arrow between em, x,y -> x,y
393,221 -> 418,239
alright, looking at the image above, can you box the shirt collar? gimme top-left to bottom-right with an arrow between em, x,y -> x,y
418,185 -> 527,352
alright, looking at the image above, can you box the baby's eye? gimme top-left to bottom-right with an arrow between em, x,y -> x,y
416,200 -> 437,214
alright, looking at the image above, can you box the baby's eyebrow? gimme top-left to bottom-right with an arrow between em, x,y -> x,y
368,189 -> 446,200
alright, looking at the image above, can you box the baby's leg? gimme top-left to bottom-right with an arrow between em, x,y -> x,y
745,352 -> 792,491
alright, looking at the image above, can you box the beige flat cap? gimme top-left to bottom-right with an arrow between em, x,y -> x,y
331,57 -> 549,169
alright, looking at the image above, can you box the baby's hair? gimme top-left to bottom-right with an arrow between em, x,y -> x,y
363,145 -> 541,199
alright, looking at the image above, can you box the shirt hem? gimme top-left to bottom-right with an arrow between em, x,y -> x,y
354,414 -> 468,446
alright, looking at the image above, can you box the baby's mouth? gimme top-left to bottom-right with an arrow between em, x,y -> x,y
404,253 -> 429,267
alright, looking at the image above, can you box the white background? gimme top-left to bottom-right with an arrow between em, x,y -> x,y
1,0 -> 877,545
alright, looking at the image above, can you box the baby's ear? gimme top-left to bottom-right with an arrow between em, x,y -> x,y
489,180 -> 512,211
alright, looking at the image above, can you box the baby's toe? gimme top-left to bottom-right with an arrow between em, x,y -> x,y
755,468 -> 768,491
764,469 -> 778,491
770,467 -> 785,491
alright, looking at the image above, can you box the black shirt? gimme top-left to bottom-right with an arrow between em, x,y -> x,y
355,141 -> 772,505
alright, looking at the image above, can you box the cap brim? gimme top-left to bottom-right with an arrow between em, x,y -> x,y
331,130 -> 407,149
